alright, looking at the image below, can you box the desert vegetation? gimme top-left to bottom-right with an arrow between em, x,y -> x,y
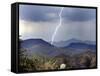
18,48 -> 96,72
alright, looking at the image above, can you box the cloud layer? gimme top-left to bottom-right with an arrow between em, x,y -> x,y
19,5 -> 96,42
19,5 -> 96,22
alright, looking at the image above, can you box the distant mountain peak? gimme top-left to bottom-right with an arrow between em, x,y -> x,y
21,38 -> 53,48
66,42 -> 96,50
53,38 -> 96,47
23,38 -> 44,41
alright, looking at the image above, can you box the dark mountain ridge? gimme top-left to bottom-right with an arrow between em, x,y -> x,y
66,42 -> 96,50
20,38 -> 96,57
21,39 -> 53,48
53,38 -> 96,47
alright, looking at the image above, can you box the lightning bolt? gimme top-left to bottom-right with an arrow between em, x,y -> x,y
51,7 -> 64,44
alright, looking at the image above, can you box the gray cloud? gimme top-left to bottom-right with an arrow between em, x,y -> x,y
62,8 -> 96,22
19,5 -> 96,22
19,5 -> 96,42
19,5 -> 60,22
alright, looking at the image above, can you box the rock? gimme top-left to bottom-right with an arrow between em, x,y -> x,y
60,63 -> 66,69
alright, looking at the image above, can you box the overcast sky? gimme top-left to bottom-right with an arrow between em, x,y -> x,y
19,5 -> 96,42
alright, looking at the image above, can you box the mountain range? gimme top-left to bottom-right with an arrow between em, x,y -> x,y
53,38 -> 96,47
20,39 -> 96,57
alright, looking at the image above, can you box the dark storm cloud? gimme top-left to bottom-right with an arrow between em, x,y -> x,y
19,5 -> 96,22
62,8 -> 96,22
19,5 -> 96,42
19,5 -> 59,22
